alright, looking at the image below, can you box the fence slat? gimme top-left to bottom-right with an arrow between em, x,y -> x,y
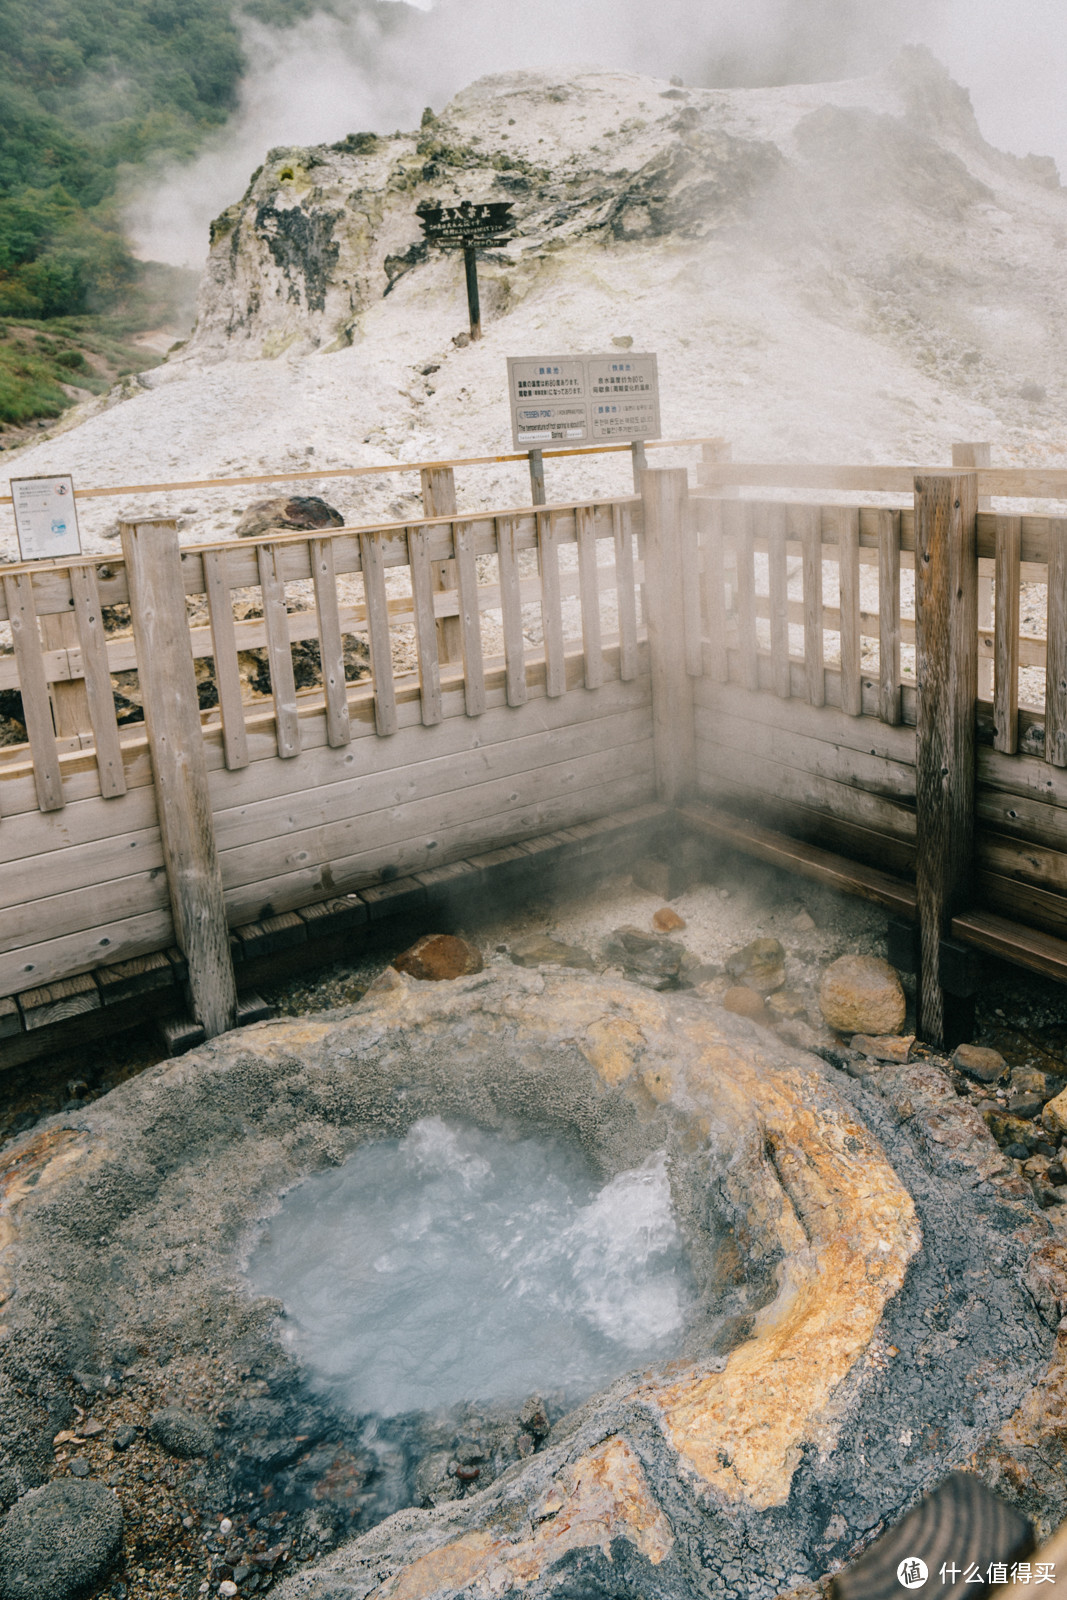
1045,518 -> 1067,767
359,529 -> 398,736
256,543 -> 301,758
700,499 -> 728,683
406,526 -> 443,726
453,519 -> 486,717
3,573 -> 63,812
731,500 -> 759,692
495,515 -> 528,707
537,510 -> 566,698
613,503 -> 639,683
576,505 -> 605,690
838,506 -> 862,716
878,509 -> 902,726
680,498 -> 702,679
994,514 -> 1022,756
202,548 -> 249,771
69,564 -> 126,797
800,505 -> 825,707
764,502 -> 790,699
310,536 -> 351,748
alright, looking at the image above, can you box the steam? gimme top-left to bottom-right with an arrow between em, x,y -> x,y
126,0 -> 1067,270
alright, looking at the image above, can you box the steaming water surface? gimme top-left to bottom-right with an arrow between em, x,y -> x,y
249,1118 -> 695,1417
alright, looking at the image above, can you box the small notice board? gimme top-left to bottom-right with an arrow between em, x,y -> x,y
507,352 -> 660,448
10,475 -> 82,561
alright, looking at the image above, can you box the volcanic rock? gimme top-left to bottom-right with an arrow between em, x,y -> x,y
652,907 -> 686,932
149,1406 -> 214,1458
393,934 -> 484,981
953,1043 -> 1009,1084
602,926 -> 686,989
509,935 -> 594,970
850,1033 -> 915,1063
1044,1087 -> 1067,1137
725,938 -> 786,994
722,985 -> 768,1021
235,495 -> 344,539
0,1478 -> 123,1600
818,954 -> 906,1036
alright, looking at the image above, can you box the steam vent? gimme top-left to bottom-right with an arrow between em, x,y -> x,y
2,967 -> 1067,1599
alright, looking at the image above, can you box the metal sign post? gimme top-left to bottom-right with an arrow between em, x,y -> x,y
418,201 -> 514,342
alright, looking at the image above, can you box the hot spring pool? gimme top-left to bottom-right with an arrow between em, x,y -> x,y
248,1116 -> 696,1419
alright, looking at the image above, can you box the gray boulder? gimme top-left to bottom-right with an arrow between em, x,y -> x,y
0,1478 -> 123,1600
149,1406 -> 214,1458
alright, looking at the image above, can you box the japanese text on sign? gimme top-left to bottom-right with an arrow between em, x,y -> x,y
10,475 -> 82,562
418,200 -> 514,246
506,353 -> 660,448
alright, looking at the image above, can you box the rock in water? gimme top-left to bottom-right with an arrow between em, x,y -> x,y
149,1406 -> 213,1458
0,1479 -> 123,1600
393,934 -> 484,981
818,954 -> 906,1036
725,938 -> 786,995
235,495 -> 343,539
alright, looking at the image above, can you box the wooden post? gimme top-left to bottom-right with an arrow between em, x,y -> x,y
528,449 -> 546,507
641,469 -> 696,805
953,443 -> 992,699
630,439 -> 647,492
914,472 -> 979,1048
698,438 -> 738,496
420,466 -> 462,663
119,518 -> 237,1039
463,243 -> 481,341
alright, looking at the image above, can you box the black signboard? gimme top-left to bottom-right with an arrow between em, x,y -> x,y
417,200 -> 514,247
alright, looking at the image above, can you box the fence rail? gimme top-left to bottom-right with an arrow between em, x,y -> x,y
5,438 -> 1067,1057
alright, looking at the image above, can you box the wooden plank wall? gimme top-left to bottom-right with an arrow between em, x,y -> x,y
0,497 -> 654,999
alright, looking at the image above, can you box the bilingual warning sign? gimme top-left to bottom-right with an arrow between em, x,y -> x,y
10,475 -> 82,562
507,353 -> 660,448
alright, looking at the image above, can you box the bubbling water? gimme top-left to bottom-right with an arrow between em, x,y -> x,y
249,1117 -> 695,1418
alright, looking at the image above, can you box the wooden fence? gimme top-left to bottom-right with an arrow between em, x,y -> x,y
5,437 -> 1067,1054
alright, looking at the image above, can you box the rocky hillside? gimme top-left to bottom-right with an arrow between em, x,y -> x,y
5,47 -> 1067,553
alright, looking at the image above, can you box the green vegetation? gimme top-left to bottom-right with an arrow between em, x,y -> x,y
0,314 -> 173,424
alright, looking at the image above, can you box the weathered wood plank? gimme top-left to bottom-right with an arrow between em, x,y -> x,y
696,741 -> 916,842
799,505 -> 824,708
3,572 -> 63,813
762,501 -> 790,700
994,514 -> 1022,755
699,497 -> 728,684
576,504 -> 605,689
359,528 -> 398,736
68,564 -> 126,798
681,496 -> 702,679
642,469 -> 696,804
951,908 -> 1067,985
877,509 -> 902,726
537,510 -> 566,698
838,506 -> 862,716
453,519 -> 486,717
256,542 -> 301,758
406,525 -> 444,726
18,972 -> 100,1030
420,466 -> 462,663
694,675 -> 916,764
696,701 -> 916,802
0,907 -> 174,998
1045,518 -> 1067,767
310,536 -> 351,749
914,472 -> 978,1047
729,499 -> 759,692
202,548 -> 250,771
119,518 -> 236,1037
613,502 -> 639,682
495,514 -> 528,707
39,609 -> 92,741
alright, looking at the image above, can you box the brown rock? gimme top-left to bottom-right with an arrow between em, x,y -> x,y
652,907 -> 686,932
236,495 -> 344,539
1012,1066 -> 1058,1099
850,1033 -> 915,1064
722,986 -> 768,1022
393,935 -> 483,982
725,938 -> 786,995
818,954 -> 905,1036
509,935 -> 595,971
766,989 -> 807,1020
952,1042 -> 1009,1084
982,1110 -> 1045,1153
1044,1086 -> 1067,1137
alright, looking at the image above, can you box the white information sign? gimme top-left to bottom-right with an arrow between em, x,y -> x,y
10,475 -> 82,562
507,352 -> 660,449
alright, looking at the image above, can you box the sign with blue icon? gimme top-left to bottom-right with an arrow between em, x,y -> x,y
507,353 -> 660,448
10,474 -> 82,561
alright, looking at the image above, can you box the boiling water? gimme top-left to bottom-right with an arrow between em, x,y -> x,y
249,1118 -> 695,1417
